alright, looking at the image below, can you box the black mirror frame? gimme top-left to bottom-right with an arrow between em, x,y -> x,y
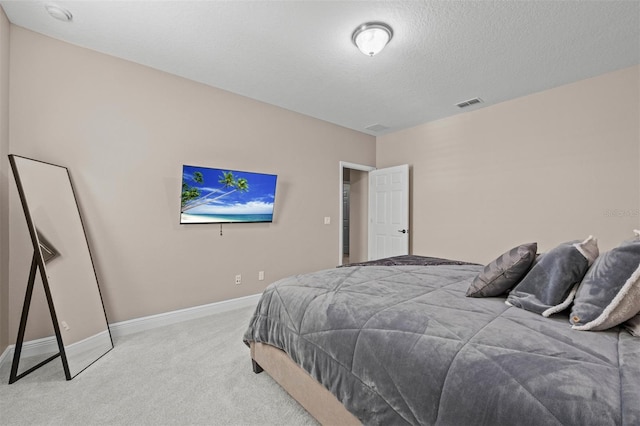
7,154 -> 113,383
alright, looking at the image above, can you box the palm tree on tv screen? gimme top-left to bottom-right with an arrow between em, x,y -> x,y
181,171 -> 203,207
181,170 -> 249,213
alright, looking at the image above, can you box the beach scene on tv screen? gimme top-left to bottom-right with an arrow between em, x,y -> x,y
181,165 -> 277,224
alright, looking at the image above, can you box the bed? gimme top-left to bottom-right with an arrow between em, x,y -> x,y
243,255 -> 640,425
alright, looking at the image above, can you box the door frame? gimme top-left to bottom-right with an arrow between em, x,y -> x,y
338,161 -> 375,265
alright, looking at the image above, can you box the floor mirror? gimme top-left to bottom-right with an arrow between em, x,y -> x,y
8,155 -> 112,382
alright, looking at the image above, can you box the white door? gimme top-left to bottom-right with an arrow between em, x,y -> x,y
368,164 -> 409,260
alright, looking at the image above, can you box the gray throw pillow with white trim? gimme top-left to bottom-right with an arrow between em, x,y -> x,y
507,236 -> 599,316
466,243 -> 537,297
571,231 -> 640,331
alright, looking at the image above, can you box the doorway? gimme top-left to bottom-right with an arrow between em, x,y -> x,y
339,161 -> 410,265
339,162 -> 375,265
343,180 -> 350,264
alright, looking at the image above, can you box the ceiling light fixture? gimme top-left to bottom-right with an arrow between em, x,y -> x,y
45,4 -> 73,22
352,22 -> 393,57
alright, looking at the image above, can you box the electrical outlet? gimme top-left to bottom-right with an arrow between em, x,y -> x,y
259,271 -> 265,281
235,274 -> 242,285
61,321 -> 70,331
324,216 -> 331,225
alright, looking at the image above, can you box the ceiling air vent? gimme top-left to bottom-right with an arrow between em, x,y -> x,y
456,97 -> 483,109
365,124 -> 389,132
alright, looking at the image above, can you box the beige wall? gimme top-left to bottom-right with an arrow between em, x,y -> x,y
378,65 -> 640,264
7,27 -> 375,341
0,7 -> 9,355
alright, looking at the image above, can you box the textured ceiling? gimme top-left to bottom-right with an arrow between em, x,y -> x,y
1,1 -> 639,136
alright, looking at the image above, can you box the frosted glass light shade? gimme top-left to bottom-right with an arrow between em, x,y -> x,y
352,22 -> 393,57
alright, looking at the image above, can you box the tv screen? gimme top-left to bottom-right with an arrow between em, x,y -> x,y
180,165 -> 277,224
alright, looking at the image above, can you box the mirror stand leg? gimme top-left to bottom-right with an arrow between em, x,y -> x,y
8,252 -> 61,384
9,253 -> 37,384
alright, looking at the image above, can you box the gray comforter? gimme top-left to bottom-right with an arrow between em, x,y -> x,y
243,264 -> 640,425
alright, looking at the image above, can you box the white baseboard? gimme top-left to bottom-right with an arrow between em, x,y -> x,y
0,293 -> 261,371
109,293 -> 261,338
3,334 -> 61,361
0,345 -> 10,367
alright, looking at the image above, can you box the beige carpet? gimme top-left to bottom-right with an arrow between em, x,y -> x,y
0,306 -> 317,425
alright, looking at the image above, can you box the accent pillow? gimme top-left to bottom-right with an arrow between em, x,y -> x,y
506,236 -> 599,316
466,242 -> 537,297
624,314 -> 640,337
570,231 -> 640,331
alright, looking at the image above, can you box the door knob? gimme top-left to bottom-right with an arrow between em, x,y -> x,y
398,229 -> 407,234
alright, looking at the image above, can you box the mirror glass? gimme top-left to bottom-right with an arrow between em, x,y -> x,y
10,155 -> 112,378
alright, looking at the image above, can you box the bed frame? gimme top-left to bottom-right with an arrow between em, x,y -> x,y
250,342 -> 361,425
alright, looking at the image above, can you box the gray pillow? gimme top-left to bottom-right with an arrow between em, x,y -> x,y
506,236 -> 599,316
466,242 -> 537,297
571,231 -> 640,331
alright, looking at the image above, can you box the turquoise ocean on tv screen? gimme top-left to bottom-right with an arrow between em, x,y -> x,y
185,213 -> 273,223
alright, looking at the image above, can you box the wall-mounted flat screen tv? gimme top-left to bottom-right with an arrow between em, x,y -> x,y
180,165 -> 278,224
